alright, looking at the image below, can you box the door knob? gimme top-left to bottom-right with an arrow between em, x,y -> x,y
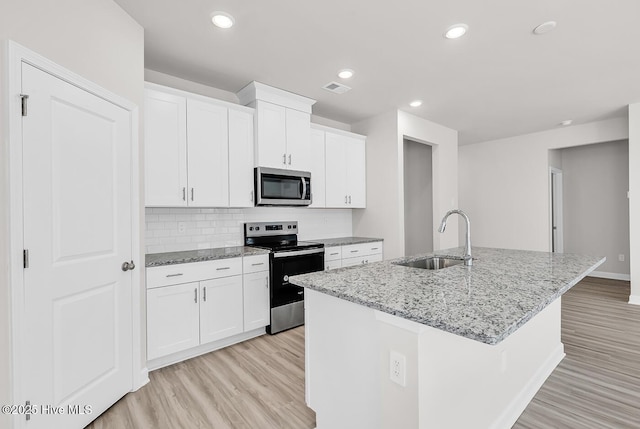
121,260 -> 136,272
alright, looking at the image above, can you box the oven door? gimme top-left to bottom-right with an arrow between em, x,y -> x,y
255,167 -> 311,206
271,248 -> 324,307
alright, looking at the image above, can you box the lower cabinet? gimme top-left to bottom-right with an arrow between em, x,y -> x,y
146,254 -> 269,363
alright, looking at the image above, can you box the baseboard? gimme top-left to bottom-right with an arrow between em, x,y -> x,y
629,295 -> 640,306
589,271 -> 631,281
133,367 -> 150,391
147,327 -> 266,371
490,343 -> 565,429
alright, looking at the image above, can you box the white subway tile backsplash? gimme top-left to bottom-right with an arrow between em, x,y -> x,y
144,207 -> 353,254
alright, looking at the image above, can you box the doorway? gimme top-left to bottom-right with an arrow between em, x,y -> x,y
403,139 -> 433,256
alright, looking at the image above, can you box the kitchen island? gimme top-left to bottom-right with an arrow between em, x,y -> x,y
289,247 -> 604,429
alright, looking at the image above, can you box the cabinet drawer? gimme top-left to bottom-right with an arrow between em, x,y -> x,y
342,242 -> 383,258
243,254 -> 269,274
146,257 -> 243,289
341,256 -> 366,268
324,247 -> 342,261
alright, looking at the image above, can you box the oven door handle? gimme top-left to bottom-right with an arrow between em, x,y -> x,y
273,248 -> 324,258
301,176 -> 307,200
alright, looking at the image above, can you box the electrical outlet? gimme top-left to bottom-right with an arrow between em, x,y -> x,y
389,350 -> 406,387
619,254 -> 625,262
178,222 -> 186,234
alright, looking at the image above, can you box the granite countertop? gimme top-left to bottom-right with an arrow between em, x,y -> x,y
289,247 -> 604,345
310,236 -> 384,247
146,246 -> 270,267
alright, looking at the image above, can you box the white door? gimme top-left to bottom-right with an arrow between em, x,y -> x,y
243,271 -> 270,331
309,129 -> 326,208
229,109 -> 255,207
147,283 -> 200,360
186,98 -> 229,207
199,276 -> 244,344
325,133 -> 348,207
285,108 -> 311,171
144,89 -> 187,206
347,137 -> 367,208
256,101 -> 287,169
21,63 -> 133,428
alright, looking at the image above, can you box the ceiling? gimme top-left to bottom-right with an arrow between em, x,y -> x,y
114,0 -> 640,144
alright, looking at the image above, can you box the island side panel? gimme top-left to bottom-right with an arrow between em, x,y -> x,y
305,289 -> 382,429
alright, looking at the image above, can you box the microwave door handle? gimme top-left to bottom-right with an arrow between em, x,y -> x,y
301,177 -> 307,200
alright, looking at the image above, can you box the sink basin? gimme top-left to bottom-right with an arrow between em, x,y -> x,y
395,256 -> 464,270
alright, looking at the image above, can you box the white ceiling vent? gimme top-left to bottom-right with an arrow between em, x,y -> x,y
322,81 -> 352,94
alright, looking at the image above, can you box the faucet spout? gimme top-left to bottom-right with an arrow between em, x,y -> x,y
438,209 -> 472,266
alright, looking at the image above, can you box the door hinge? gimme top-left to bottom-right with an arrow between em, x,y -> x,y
23,249 -> 29,268
20,94 -> 29,117
25,400 -> 31,421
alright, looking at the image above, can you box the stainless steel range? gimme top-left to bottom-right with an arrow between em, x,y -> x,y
244,221 -> 324,334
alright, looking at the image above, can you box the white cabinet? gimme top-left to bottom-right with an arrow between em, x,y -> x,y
254,100 -> 311,171
144,84 -> 254,207
144,89 -> 187,206
324,131 -> 367,208
200,276 -> 244,343
229,109 -> 255,207
147,282 -> 200,360
324,241 -> 383,271
186,98 -> 229,207
243,254 -> 270,331
309,127 -> 326,207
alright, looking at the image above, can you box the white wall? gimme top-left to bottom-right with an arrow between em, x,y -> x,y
629,104 -> 640,304
0,1 -> 144,424
560,140 -> 629,277
459,117 -> 628,252
352,111 -> 458,259
145,207 -> 353,254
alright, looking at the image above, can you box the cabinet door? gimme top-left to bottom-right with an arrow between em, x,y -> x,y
309,128 -> 326,207
256,101 -> 287,169
286,108 -> 311,171
243,271 -> 270,331
186,99 -> 229,207
229,109 -> 255,207
325,259 -> 342,271
144,89 -> 187,206
147,282 -> 200,360
324,132 -> 348,207
200,276 -> 244,344
341,256 -> 366,267
347,137 -> 367,208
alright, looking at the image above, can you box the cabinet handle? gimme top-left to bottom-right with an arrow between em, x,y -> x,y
330,252 -> 339,256
250,190 -> 254,202
349,195 -> 352,204
265,277 -> 269,288
191,188 -> 194,201
166,273 -> 183,278
371,247 -> 379,250
194,288 -> 198,303
345,195 -> 348,204
203,286 -> 207,302
216,266 -> 230,271
350,250 -> 359,253
283,153 -> 287,165
182,187 -> 186,201
288,154 -> 292,165
252,262 -> 264,266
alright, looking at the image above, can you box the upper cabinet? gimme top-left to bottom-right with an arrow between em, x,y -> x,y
324,129 -> 366,208
144,84 -> 255,208
309,127 -> 326,208
237,82 -> 315,172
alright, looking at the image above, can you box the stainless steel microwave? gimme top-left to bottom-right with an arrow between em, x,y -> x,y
255,167 -> 311,206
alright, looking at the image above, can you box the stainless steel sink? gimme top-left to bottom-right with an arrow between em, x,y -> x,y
395,256 -> 464,270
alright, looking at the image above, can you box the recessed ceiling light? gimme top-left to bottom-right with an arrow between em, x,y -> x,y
560,120 -> 573,126
409,100 -> 423,108
211,12 -> 235,29
337,69 -> 354,79
444,24 -> 468,39
533,21 -> 557,35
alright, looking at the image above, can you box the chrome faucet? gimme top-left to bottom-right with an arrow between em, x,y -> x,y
438,209 -> 472,266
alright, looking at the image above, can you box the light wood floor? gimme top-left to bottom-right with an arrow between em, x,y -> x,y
88,277 -> 640,428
